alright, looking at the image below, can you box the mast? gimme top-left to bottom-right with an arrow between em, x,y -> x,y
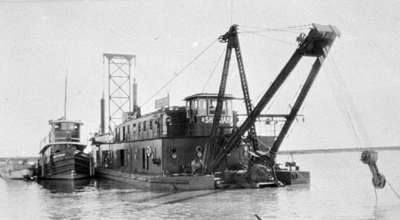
64,74 -> 68,120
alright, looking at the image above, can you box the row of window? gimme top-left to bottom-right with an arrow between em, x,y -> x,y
186,99 -> 233,117
115,117 -> 166,141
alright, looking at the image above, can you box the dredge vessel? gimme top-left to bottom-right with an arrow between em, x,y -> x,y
91,23 -> 340,191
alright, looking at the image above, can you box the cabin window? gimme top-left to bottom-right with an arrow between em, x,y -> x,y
122,126 -> 126,141
132,123 -> 136,135
119,149 -> 125,167
190,100 -> 198,111
208,98 -> 216,115
198,99 -> 207,115
59,122 -> 74,130
142,148 -> 146,169
186,102 -> 190,118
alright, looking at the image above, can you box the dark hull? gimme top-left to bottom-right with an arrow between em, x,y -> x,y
39,153 -> 91,180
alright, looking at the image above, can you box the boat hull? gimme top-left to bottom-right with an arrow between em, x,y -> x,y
39,153 -> 91,180
95,168 -> 215,191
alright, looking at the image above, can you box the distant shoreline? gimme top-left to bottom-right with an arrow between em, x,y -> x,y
279,146 -> 400,155
0,156 -> 38,162
1,146 -> 400,159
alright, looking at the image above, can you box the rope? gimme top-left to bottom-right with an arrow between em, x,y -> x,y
140,38 -> 218,108
201,49 -> 225,93
387,180 -> 400,200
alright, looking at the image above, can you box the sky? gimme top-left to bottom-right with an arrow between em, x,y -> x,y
1,0 -> 400,157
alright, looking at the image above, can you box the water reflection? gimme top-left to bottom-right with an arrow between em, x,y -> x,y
38,179 -> 92,193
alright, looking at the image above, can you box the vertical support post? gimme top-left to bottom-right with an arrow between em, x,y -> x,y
129,58 -> 132,112
103,53 -> 135,133
108,58 -> 111,132
233,31 -> 258,151
64,75 -> 68,119
100,94 -> 105,134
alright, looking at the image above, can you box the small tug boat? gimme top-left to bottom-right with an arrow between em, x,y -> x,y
37,119 -> 92,180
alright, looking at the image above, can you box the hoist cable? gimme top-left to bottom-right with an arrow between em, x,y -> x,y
140,38 -> 218,107
325,56 -> 370,149
326,55 -> 400,203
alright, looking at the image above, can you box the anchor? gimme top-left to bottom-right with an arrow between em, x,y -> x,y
361,150 -> 386,189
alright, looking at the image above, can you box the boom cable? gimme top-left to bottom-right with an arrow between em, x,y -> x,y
140,38 -> 218,108
240,24 -> 312,31
239,32 -> 296,46
201,49 -> 225,93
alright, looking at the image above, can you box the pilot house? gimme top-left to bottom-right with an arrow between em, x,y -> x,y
93,93 -> 246,175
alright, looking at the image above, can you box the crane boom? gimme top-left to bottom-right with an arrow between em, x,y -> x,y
203,25 -> 259,172
209,24 -> 340,171
233,30 -> 259,150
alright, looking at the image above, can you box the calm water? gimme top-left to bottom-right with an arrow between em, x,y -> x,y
1,151 -> 400,220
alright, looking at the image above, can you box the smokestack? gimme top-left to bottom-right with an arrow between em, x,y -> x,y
100,93 -> 105,134
132,79 -> 138,112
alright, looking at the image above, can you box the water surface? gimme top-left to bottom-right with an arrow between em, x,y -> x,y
1,151 -> 400,219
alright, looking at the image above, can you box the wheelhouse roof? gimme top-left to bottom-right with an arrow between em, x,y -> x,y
184,93 -> 235,101
48,119 -> 83,125
39,142 -> 87,154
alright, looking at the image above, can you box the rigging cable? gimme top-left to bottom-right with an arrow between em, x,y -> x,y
140,38 -> 218,108
239,31 -> 295,46
327,11 -> 400,202
326,55 -> 371,148
240,24 -> 312,31
387,180 -> 400,201
201,49 -> 225,93
326,55 -> 400,203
